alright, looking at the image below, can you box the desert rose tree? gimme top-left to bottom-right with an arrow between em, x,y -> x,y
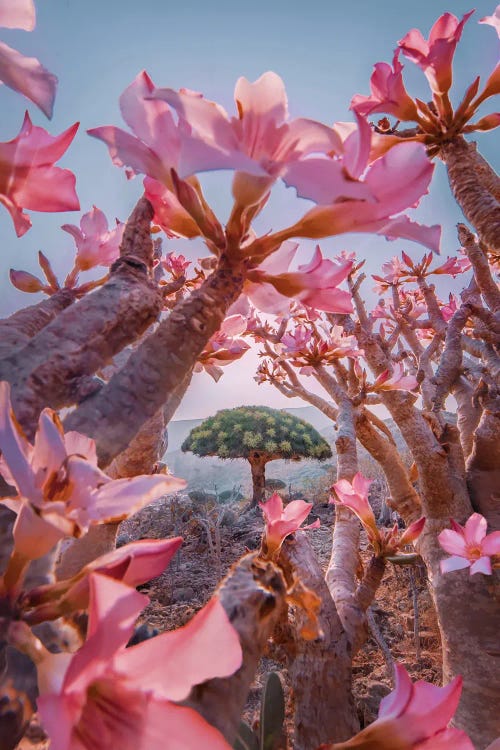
182,405 -> 332,505
0,2 -> 499,749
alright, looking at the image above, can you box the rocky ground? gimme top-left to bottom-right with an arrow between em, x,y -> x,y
17,493 -> 441,749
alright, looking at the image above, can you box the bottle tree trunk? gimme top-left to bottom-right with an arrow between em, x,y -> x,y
248,453 -> 267,506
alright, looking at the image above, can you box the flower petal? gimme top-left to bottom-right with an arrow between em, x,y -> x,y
114,596 -> 242,701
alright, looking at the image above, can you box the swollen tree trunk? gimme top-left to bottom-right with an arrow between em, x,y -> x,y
280,536 -> 359,747
248,453 -> 267,506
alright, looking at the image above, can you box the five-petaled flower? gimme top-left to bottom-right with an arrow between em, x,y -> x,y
330,473 -> 424,557
327,663 -> 473,749
0,112 -> 79,236
0,381 -> 186,563
37,573 -> 242,750
438,513 -> 500,575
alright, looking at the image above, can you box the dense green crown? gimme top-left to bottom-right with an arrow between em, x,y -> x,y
182,406 -> 332,461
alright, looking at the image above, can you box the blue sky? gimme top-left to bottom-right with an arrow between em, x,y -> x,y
0,0 -> 498,418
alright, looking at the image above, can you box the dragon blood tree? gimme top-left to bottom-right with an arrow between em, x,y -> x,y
0,1 -> 499,749
182,405 -> 331,505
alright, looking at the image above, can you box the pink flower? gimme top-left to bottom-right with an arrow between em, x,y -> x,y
330,473 -> 379,541
260,492 -> 319,556
372,363 -> 419,392
61,207 -> 125,271
195,315 -> 250,381
480,5 -> 500,37
0,0 -> 57,117
431,256 -> 470,276
0,0 -> 35,30
0,381 -> 186,561
351,50 -> 419,121
338,663 -> 473,749
438,513 -> 500,575
280,325 -> 313,354
245,243 -> 353,315
284,141 -> 441,253
0,112 -> 79,236
398,11 -> 475,96
151,71 -> 346,207
162,251 -> 191,279
25,537 -> 183,617
37,573 -> 241,750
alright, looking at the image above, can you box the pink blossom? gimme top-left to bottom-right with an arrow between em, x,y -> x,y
0,112 -> 79,236
398,11 -> 475,95
61,207 -> 125,271
162,251 -> 191,279
330,473 -> 379,542
432,256 -> 471,276
195,314 -> 250,381
260,492 -> 319,556
37,573 -> 241,750
0,42 -> 57,118
0,0 -> 35,30
245,243 -> 353,315
284,141 -> 441,253
331,475 -> 425,557
0,0 -> 57,117
338,663 -> 473,748
25,537 -> 183,615
438,513 -> 500,575
151,71 -> 346,207
351,50 -> 419,121
280,325 -> 313,353
0,381 -> 186,561
440,294 -> 458,322
372,363 -> 419,392
480,5 -> 500,37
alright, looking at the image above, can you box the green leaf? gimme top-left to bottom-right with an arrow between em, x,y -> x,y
233,721 -> 259,750
260,672 -> 285,750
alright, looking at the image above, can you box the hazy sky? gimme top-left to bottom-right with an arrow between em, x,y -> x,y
0,0 -> 498,418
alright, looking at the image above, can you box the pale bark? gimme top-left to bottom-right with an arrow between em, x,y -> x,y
64,257 -> 245,467
280,536 -> 359,748
0,289 -> 75,360
441,138 -> 500,251
1,199 -> 162,438
417,526 -> 500,750
185,553 -> 287,744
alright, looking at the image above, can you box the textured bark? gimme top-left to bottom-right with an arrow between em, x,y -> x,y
355,411 -> 421,523
326,398 -> 364,647
185,554 -> 287,744
249,454 -> 267,506
453,377 -> 482,460
432,303 -> 471,412
1,199 -> 162,438
54,521 -> 120,581
417,526 -> 500,750
64,257 -> 245,467
466,408 -> 500,527
0,290 -> 75,360
353,556 -> 386,633
441,138 -> 500,251
280,536 -> 358,747
356,326 -> 471,518
458,224 -> 500,313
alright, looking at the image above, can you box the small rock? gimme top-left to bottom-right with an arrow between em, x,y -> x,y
171,586 -> 195,603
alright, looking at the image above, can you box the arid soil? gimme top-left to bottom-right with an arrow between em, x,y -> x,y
17,494 -> 441,749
